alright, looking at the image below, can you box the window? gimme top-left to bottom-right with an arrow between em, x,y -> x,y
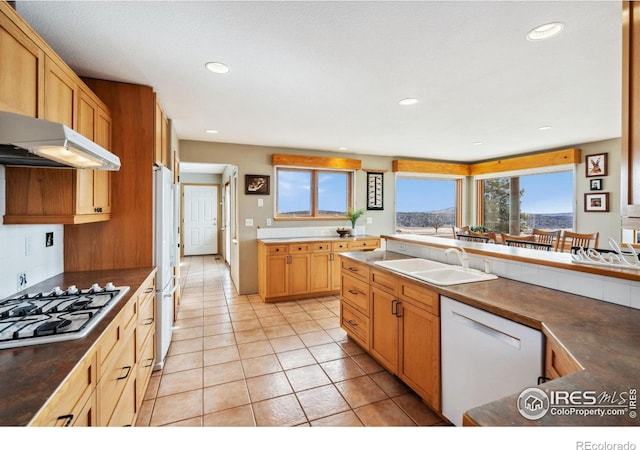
276,168 -> 352,218
395,176 -> 461,235
478,170 -> 574,234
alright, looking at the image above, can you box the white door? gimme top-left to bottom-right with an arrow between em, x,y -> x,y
224,182 -> 231,265
183,185 -> 217,255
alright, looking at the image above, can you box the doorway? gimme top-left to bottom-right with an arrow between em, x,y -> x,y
224,181 -> 231,265
183,184 -> 218,256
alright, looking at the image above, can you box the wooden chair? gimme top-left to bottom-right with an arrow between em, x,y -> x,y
504,239 -> 553,251
500,233 -> 535,245
456,233 -> 491,243
532,229 -> 561,251
559,231 -> 599,252
452,226 -> 470,237
469,230 -> 497,244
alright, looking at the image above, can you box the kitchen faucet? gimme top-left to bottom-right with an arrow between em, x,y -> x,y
444,246 -> 469,269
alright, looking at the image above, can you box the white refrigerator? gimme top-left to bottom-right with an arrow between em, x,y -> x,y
153,165 -> 178,370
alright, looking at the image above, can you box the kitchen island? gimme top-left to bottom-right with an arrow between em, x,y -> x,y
339,247 -> 640,426
0,266 -> 156,426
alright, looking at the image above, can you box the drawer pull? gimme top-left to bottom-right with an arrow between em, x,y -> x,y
117,365 -> 132,380
298,247 -> 302,250
143,318 -> 154,325
348,267 -> 358,272
57,414 -> 74,427
144,358 -> 154,368
144,288 -> 154,294
275,248 -> 280,252
348,289 -> 359,295
347,320 -> 358,327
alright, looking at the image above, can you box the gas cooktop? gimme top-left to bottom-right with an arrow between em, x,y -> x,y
0,283 -> 130,350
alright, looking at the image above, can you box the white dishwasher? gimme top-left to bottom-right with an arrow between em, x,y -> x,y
440,296 -> 544,426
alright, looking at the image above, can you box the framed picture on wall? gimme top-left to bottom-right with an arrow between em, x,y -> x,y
245,175 -> 270,195
584,192 -> 609,212
366,172 -> 384,210
585,153 -> 608,177
589,178 -> 603,191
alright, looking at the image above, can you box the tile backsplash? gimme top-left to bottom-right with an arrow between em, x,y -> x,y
0,166 -> 64,299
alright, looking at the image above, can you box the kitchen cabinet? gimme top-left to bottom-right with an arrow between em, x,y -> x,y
340,259 -> 441,411
544,332 -> 582,381
43,54 -> 76,127
0,3 -> 44,117
258,237 -> 380,302
154,95 -> 169,167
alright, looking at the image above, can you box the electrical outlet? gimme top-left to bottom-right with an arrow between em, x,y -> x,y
24,236 -> 33,256
46,232 -> 54,247
366,217 -> 373,224
245,218 -> 254,227
258,199 -> 264,207
266,218 -> 272,226
17,272 -> 27,291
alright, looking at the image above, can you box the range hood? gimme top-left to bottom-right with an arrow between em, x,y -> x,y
0,111 -> 120,170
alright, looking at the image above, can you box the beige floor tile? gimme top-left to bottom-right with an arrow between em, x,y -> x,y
296,384 -> 350,421
162,351 -> 204,374
230,310 -> 259,322
203,305 -> 229,316
306,308 -> 336,320
203,332 -> 236,350
276,348 -> 317,370
354,398 -> 416,426
263,323 -> 296,339
204,360 -> 245,387
326,327 -> 348,342
285,365 -> 332,392
308,342 -> 347,363
203,380 -> 251,414
320,357 -> 366,383
352,352 -> 385,374
173,317 -> 204,329
252,394 -> 307,427
203,321 -> 234,336
290,320 -> 324,335
232,318 -> 263,332
370,371 -> 410,397
336,375 -> 389,408
246,371 -> 293,402
238,340 -> 274,359
176,308 -> 204,320
393,392 -> 445,426
277,304 -> 305,315
203,345 -> 240,366
285,311 -> 314,323
203,313 -> 231,325
337,339 -> 367,356
157,368 -> 203,397
136,399 -> 154,426
149,390 -> 203,426
259,315 -> 290,328
167,337 -> 203,356
241,353 -> 283,377
269,334 -> 304,353
163,416 -> 203,426
298,330 -> 334,347
234,328 -> 268,344
228,303 -> 255,313
254,306 -> 282,317
310,410 -> 363,427
315,316 -> 341,330
144,373 -> 162,400
203,404 -> 256,426
171,326 -> 204,341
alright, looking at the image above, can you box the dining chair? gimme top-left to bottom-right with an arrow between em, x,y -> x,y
456,233 -> 491,243
469,230 -> 497,244
452,226 -> 470,237
559,231 -> 599,252
500,233 -> 536,245
532,229 -> 561,251
504,239 -> 553,251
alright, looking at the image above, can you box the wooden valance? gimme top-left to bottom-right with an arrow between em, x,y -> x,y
272,154 -> 361,170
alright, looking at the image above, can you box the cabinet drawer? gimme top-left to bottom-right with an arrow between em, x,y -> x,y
137,330 -> 156,401
267,245 -> 288,255
331,241 -> 350,252
137,291 -> 155,354
311,242 -> 330,252
28,351 -> 97,426
341,302 -> 369,348
340,258 -> 370,282
349,239 -> 380,250
98,297 -> 137,377
545,333 -> 582,380
341,274 -> 370,315
107,372 -> 137,427
399,279 -> 439,316
289,243 -> 310,254
97,329 -> 136,426
371,268 -> 398,295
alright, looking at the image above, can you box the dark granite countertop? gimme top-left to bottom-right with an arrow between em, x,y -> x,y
0,267 -> 156,426
340,250 -> 640,426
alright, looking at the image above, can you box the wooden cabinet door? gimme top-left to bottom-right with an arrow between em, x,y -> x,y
288,253 -> 310,295
310,252 -> 331,292
266,254 -> 289,298
370,286 -> 398,373
398,299 -> 441,410
0,7 -> 44,117
43,55 -> 76,127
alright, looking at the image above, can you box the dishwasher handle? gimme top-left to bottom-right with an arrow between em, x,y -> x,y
451,310 -> 521,350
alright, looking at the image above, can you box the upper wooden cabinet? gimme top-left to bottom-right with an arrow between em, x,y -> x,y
622,1 -> 640,226
1,2 -> 113,225
154,95 -> 169,167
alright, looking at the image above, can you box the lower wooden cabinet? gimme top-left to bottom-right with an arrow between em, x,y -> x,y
544,332 -> 582,380
258,237 -> 380,302
340,257 -> 441,412
28,270 -> 156,427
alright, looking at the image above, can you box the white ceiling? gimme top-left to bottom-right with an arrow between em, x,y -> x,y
15,0 -> 622,167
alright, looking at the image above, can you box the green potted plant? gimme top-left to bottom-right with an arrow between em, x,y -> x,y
347,207 -> 365,234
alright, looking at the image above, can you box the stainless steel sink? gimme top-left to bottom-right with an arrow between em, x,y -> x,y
374,258 -> 498,285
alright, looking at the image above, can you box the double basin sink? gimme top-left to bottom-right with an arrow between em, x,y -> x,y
374,257 -> 498,286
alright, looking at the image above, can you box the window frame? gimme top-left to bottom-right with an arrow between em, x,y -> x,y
394,173 -> 463,233
274,166 -> 354,220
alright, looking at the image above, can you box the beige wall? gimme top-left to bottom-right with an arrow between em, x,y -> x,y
179,138 -> 623,295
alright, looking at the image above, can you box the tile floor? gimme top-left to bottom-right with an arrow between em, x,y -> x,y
135,255 -> 449,427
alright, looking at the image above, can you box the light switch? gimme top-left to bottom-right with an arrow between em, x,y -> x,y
366,217 -> 373,224
258,199 -> 264,207
245,218 -> 254,227
266,218 -> 272,226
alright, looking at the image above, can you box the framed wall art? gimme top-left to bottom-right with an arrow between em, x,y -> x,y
584,192 -> 609,212
585,153 -> 607,177
245,174 -> 270,195
366,172 -> 384,210
589,178 -> 603,191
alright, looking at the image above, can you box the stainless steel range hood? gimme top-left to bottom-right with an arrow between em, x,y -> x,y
0,111 -> 120,170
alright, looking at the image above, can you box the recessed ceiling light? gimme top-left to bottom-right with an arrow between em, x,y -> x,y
398,98 -> 419,106
526,22 -> 564,41
538,125 -> 552,131
205,129 -> 219,134
473,142 -> 483,146
339,147 -> 348,150
205,61 -> 230,74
